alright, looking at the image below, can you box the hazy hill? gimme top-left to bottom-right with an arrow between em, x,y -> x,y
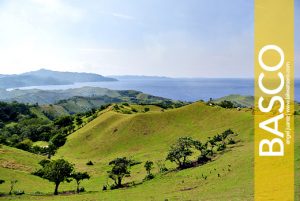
1,87 -> 119,104
0,87 -> 184,116
0,69 -> 116,89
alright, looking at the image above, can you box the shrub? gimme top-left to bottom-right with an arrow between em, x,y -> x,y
156,160 -> 168,173
218,100 -> 234,108
217,143 -> 226,151
131,108 -> 138,113
228,138 -> 236,144
78,187 -> 85,193
50,134 -> 66,148
9,180 -> 18,195
86,161 -> 94,166
144,161 -> 154,175
143,173 -> 155,181
13,190 -> 25,195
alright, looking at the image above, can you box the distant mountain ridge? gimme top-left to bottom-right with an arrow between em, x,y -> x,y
0,69 -> 117,89
0,86 -> 186,116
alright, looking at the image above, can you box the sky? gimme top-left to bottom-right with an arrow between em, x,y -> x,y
0,0 -> 298,78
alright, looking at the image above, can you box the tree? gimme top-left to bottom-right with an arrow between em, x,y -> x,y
71,172 -> 90,193
0,179 -> 4,184
50,133 -> 66,148
219,100 -> 234,108
144,161 -> 154,175
107,157 -> 139,188
166,137 -> 195,169
75,117 -> 83,127
9,180 -> 18,195
46,143 -> 57,159
54,116 -> 74,129
15,138 -> 33,151
33,159 -> 74,195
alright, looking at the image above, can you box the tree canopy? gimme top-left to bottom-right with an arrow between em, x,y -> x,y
33,159 -> 74,195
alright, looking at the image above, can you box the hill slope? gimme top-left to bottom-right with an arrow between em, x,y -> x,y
1,103 -> 299,201
213,94 -> 254,108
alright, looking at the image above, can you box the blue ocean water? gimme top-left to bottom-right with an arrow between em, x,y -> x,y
8,78 -> 300,102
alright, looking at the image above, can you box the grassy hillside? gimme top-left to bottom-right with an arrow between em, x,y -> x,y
213,94 -> 254,108
0,103 -> 299,201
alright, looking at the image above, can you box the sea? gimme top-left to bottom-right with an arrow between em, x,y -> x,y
7,78 -> 300,102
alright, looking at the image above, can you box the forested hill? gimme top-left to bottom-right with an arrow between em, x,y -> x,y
0,69 -> 117,89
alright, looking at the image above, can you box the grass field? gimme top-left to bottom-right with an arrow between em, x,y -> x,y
0,102 -> 299,201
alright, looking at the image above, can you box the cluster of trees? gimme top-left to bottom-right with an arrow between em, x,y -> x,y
33,159 -> 90,195
1,130 -> 237,195
0,115 -> 73,157
0,101 -> 33,126
166,129 -> 237,169
103,129 -> 237,190
140,101 -> 187,110
207,99 -> 246,109
0,100 -> 103,158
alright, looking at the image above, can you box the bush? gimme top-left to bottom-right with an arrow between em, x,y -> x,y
131,108 -> 138,113
86,161 -> 94,166
144,108 -> 150,112
143,173 -> 155,181
156,161 -> 168,173
218,100 -> 235,108
50,134 -> 66,148
102,185 -> 107,191
13,190 -> 25,195
228,138 -> 236,144
217,143 -> 226,151
78,187 -> 85,192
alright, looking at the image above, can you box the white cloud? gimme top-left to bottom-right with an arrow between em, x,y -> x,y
111,12 -> 135,20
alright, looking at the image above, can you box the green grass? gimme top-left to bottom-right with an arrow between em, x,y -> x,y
32,141 -> 49,148
213,94 -> 254,108
0,102 -> 299,200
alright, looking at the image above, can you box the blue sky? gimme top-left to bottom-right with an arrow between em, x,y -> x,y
0,0 -> 298,78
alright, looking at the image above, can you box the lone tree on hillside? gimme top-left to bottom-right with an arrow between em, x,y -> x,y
33,159 -> 74,195
107,157 -> 139,188
166,137 -> 196,169
144,161 -> 154,175
9,180 -> 18,195
71,172 -> 90,193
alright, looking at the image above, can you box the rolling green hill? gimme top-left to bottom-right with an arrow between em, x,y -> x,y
213,94 -> 254,108
0,102 -> 299,201
1,87 -> 185,116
